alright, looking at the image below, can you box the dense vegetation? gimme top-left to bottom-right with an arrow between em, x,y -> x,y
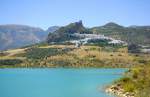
128,44 -> 141,53
0,59 -> 23,67
24,47 -> 73,59
115,65 -> 150,97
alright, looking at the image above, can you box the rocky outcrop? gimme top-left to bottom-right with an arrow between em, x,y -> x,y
106,84 -> 135,97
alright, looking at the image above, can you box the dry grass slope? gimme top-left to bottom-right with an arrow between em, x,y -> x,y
1,45 -> 149,68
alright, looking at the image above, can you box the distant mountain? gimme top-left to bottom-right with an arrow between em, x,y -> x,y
47,20 -> 92,43
91,22 -> 150,46
47,26 -> 60,33
1,22 -> 150,50
0,25 -> 59,50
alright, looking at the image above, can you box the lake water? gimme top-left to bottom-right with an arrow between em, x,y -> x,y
0,68 -> 125,97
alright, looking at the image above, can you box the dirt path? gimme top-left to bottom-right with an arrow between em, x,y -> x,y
5,48 -> 27,57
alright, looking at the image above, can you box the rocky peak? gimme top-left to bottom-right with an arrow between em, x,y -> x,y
75,20 -> 83,27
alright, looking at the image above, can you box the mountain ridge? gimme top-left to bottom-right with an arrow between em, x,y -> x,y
0,25 -> 59,50
1,21 -> 150,50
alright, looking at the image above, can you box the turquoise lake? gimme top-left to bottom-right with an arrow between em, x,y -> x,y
0,69 -> 126,97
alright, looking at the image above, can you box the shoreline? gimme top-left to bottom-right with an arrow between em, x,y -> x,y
105,84 -> 135,97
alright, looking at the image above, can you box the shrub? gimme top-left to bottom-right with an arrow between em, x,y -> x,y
119,77 -> 131,83
0,59 -> 23,66
24,47 -> 73,59
123,82 -> 136,92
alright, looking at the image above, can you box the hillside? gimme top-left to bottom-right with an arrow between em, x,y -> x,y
0,44 -> 150,68
91,22 -> 150,46
47,21 -> 92,43
47,21 -> 150,47
1,43 -> 150,68
0,25 -> 59,50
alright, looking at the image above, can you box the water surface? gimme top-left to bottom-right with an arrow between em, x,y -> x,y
0,68 -> 125,97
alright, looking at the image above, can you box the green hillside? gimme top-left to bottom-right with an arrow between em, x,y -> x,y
91,22 -> 150,46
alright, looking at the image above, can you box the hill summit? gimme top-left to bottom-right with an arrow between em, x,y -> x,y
102,22 -> 123,28
47,21 -> 92,43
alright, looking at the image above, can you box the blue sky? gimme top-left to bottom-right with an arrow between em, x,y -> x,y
0,0 -> 150,29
